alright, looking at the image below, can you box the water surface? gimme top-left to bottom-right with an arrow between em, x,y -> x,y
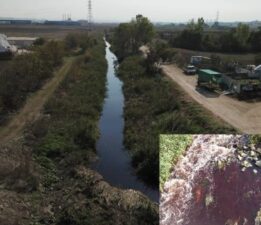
92,40 -> 159,202
160,135 -> 261,225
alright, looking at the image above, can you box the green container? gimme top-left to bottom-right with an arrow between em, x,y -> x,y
198,69 -> 222,85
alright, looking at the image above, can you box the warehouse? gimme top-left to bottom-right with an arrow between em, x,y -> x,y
7,37 -> 37,49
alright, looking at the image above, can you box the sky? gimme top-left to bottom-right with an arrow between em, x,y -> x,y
1,0 -> 260,23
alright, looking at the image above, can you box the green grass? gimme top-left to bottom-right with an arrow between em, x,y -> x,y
32,38 -> 107,188
160,135 -> 193,190
250,135 -> 261,146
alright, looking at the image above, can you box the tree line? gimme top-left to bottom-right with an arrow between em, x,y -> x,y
167,18 -> 261,53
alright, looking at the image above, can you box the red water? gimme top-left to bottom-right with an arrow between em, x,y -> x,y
184,162 -> 261,225
160,135 -> 261,225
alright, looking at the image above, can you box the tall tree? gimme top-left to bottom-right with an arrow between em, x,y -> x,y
235,23 -> 250,47
113,15 -> 155,59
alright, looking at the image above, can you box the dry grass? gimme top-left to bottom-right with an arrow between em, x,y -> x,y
0,25 -> 89,40
173,47 -> 258,65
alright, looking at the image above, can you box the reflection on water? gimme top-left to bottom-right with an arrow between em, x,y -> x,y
92,40 -> 159,202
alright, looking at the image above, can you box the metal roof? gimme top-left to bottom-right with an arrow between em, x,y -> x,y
255,65 -> 261,71
199,69 -> 221,75
7,37 -> 38,41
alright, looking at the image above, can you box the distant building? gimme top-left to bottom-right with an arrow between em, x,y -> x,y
44,20 -> 81,26
7,37 -> 38,49
0,20 -> 32,25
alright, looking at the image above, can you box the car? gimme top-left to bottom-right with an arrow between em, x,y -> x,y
184,65 -> 197,75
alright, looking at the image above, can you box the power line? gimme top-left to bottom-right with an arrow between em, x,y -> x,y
88,0 -> 93,29
215,10 -> 220,24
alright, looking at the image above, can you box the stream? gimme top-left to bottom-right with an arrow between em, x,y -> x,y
92,40 -> 159,202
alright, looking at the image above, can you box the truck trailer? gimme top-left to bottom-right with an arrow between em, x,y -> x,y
197,69 -> 222,89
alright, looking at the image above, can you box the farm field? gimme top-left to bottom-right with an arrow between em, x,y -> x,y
172,47 -> 258,65
0,24 -> 95,39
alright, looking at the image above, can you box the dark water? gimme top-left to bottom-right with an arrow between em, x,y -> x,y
186,162 -> 261,225
92,40 -> 159,202
160,135 -> 261,225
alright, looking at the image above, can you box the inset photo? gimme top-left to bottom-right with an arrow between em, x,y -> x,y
160,135 -> 261,225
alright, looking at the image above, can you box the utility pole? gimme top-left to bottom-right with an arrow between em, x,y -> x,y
88,0 -> 93,30
215,11 -> 220,26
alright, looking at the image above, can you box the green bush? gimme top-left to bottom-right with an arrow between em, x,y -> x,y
33,38 -> 107,188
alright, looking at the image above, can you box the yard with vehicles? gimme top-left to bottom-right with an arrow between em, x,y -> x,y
162,64 -> 261,133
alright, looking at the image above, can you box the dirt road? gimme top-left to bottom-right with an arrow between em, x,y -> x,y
0,57 -> 75,145
162,65 -> 261,134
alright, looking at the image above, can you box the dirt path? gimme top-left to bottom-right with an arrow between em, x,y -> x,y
162,64 -> 261,134
0,57 -> 75,145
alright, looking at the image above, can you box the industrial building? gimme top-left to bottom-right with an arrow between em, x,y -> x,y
7,37 -> 38,49
44,20 -> 81,26
0,19 -> 82,26
0,19 -> 32,25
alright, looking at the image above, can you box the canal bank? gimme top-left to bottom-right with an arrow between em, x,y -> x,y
92,40 -> 159,202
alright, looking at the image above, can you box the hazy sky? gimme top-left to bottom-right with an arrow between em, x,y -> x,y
1,0 -> 260,22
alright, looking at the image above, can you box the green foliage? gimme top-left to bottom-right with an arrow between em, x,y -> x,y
146,40 -> 176,73
0,34 -> 97,125
0,41 -> 64,122
117,54 -> 235,185
160,135 -> 193,190
187,17 -> 206,33
250,135 -> 261,146
33,37 -> 45,46
169,19 -> 261,53
235,23 -> 251,47
255,54 -> 261,65
65,34 -> 78,49
113,15 -> 155,60
33,39 -> 107,188
249,28 -> 261,52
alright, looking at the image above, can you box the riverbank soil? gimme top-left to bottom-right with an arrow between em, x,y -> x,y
162,65 -> 261,134
160,135 -> 261,225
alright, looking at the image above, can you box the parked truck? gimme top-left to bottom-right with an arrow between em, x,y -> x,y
197,69 -> 222,89
197,69 -> 261,99
191,56 -> 211,69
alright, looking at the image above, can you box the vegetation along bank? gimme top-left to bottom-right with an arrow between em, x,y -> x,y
112,15 -> 236,186
0,34 -> 158,225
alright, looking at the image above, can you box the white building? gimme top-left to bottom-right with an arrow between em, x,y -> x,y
7,37 -> 38,49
